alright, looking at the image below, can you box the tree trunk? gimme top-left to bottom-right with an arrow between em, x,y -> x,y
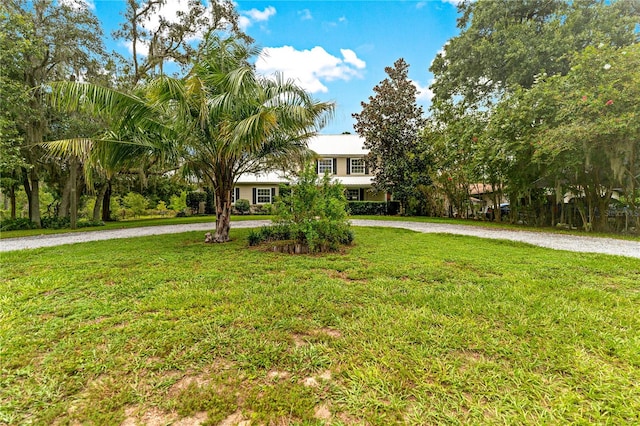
70,158 -> 78,229
212,186 -> 232,242
93,183 -> 108,222
28,169 -> 41,228
102,180 -> 112,222
9,185 -> 17,219
59,175 -> 72,218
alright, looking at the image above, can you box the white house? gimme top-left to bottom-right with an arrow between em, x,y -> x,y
233,134 -> 385,207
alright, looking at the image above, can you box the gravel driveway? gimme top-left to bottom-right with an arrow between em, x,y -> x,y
1,219 -> 639,259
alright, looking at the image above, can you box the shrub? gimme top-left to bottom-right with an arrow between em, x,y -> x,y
235,199 -> 250,215
186,192 -> 206,213
41,216 -> 71,229
0,218 -> 38,231
169,192 -> 188,213
253,203 -> 272,215
347,201 -> 400,215
123,192 -> 149,217
248,165 -> 353,253
77,220 -> 105,228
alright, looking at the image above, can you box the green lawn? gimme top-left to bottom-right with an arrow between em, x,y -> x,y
1,228 -> 639,425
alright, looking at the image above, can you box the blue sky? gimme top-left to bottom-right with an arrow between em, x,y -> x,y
89,0 -> 462,134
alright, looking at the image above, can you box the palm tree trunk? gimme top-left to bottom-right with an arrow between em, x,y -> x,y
212,186 -> 232,242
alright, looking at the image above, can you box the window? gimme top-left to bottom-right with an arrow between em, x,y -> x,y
256,188 -> 272,204
317,158 -> 334,174
231,187 -> 239,203
350,158 -> 365,174
346,189 -> 360,201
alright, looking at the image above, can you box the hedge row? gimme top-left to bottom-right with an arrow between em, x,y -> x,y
347,201 -> 400,215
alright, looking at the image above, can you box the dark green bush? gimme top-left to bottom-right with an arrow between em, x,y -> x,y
247,224 -> 293,246
77,220 -> 105,228
234,199 -> 250,215
41,216 -> 71,229
204,188 -> 215,214
0,217 -> 105,231
186,192 -> 207,212
347,201 -> 400,215
0,218 -> 38,231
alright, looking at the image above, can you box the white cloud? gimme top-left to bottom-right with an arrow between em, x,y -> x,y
442,0 -> 467,5
58,0 -> 95,10
416,2 -> 427,9
123,40 -> 148,57
412,79 -> 434,102
340,49 -> 366,69
298,9 -> 313,21
239,6 -> 276,30
255,46 -> 366,94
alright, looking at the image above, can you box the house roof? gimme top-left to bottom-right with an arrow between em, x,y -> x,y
236,172 -> 374,187
307,134 -> 368,156
236,171 -> 289,184
469,183 -> 503,195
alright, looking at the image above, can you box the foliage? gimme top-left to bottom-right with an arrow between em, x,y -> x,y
234,199 -> 251,215
429,0 -> 639,109
169,191 -> 188,213
0,217 -> 38,231
122,192 -> 149,217
1,228 -> 639,424
487,44 -> 640,231
353,58 -> 430,212
0,216 -> 104,231
252,165 -> 354,252
2,0 -> 106,227
347,201 -> 400,216
425,0 -> 639,230
47,36 -> 333,243
111,0 -> 247,86
155,201 -> 169,216
186,192 -> 207,213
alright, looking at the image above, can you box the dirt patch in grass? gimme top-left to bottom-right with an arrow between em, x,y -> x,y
291,333 -> 307,347
168,374 -> 212,397
303,370 -> 332,388
314,327 -> 342,338
291,327 -> 341,347
323,269 -> 366,282
267,370 -> 292,380
314,403 -> 332,420
120,406 -> 208,426
218,410 -> 250,426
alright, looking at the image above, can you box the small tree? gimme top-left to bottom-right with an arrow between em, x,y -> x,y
169,191 -> 187,213
271,165 -> 353,252
353,58 -> 429,214
123,192 -> 148,218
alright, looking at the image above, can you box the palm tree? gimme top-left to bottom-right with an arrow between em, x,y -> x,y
47,36 -> 334,242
